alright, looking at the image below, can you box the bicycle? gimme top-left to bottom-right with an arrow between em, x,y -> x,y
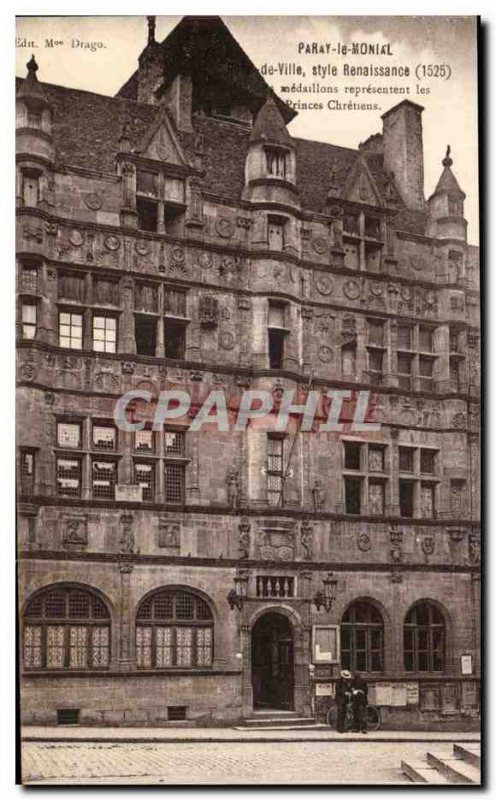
326,701 -> 381,732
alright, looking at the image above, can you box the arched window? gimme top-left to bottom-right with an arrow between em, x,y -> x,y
404,601 -> 445,672
23,585 -> 110,670
341,601 -> 384,672
136,589 -> 213,669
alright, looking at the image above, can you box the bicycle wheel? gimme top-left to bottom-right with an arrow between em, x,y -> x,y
326,705 -> 338,728
366,705 -> 380,731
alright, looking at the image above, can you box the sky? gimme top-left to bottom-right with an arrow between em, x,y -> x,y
15,15 -> 479,243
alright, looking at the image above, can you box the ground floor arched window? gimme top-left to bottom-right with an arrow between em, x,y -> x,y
404,601 -> 445,672
136,588 -> 213,668
23,584 -> 110,670
340,600 -> 384,672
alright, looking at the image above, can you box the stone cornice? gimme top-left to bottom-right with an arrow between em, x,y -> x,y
16,340 -> 479,408
16,499 -> 481,528
19,549 -> 481,573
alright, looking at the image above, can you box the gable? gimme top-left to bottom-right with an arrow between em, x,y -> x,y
139,112 -> 187,166
342,156 -> 384,206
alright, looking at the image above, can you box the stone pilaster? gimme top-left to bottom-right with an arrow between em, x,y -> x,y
119,276 -> 136,354
118,561 -> 135,671
282,302 -> 300,372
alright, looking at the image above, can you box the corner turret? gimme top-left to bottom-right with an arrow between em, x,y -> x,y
16,56 -> 54,207
427,146 -> 467,242
243,95 -> 299,209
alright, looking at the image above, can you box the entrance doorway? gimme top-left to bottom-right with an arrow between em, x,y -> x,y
251,612 -> 294,710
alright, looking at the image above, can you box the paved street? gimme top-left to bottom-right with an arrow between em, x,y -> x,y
22,740 -> 465,785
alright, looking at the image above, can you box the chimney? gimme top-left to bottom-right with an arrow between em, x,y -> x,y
137,16 -> 164,105
381,100 -> 425,211
160,75 -> 193,133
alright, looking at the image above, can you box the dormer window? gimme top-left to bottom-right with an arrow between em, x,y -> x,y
136,197 -> 158,232
136,168 -> 184,235
265,147 -> 287,179
137,170 -> 158,197
343,211 -> 384,272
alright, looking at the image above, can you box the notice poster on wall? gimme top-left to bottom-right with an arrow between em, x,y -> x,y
405,683 -> 420,705
315,683 -> 335,697
461,654 -> 473,675
390,684 -> 408,706
371,683 -> 392,706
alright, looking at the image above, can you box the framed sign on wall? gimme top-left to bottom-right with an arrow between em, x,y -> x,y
461,654 -> 473,675
312,625 -> 340,664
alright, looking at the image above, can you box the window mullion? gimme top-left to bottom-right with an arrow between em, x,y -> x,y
150,623 -> 156,669
172,626 -> 177,668
428,627 -> 434,672
88,623 -> 92,669
41,623 -> 47,669
64,624 -> 70,668
365,628 -> 371,672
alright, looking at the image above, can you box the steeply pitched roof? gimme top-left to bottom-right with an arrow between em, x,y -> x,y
116,15 -> 296,125
434,165 -> 464,196
250,95 -> 291,145
15,79 -> 159,172
14,76 -> 426,235
431,147 -> 465,198
16,55 -> 49,105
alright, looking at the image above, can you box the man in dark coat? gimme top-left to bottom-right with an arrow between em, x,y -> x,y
334,669 -> 352,732
351,672 -> 369,733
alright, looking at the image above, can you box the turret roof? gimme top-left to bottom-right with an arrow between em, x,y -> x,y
16,55 -> 49,105
432,146 -> 465,196
250,95 -> 291,145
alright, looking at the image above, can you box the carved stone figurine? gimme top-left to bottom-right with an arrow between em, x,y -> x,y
390,545 -> 403,563
227,469 -> 239,509
301,523 -> 313,561
238,518 -> 251,559
312,479 -> 325,512
119,514 -> 139,555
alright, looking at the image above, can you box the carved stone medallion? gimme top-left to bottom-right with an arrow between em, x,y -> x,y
104,234 -> 120,251
216,217 -> 235,238
318,345 -> 334,363
315,275 -> 334,296
343,280 -> 360,300
85,192 -> 102,210
219,331 -> 235,350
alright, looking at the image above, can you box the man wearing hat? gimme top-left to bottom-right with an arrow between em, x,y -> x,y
334,669 -> 352,733
351,671 -> 369,733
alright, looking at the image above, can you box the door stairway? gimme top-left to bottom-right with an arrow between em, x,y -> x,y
239,710 -> 326,730
402,742 -> 481,784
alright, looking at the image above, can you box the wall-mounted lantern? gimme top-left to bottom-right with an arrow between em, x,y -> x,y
227,570 -> 250,611
313,572 -> 338,612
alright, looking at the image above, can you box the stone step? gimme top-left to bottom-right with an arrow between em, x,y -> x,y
401,760 -> 449,784
453,743 -> 481,769
250,710 -> 301,719
242,717 -> 317,728
426,751 -> 480,784
233,723 -> 329,732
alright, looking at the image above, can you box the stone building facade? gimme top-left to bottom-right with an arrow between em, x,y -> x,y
17,16 -> 480,729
